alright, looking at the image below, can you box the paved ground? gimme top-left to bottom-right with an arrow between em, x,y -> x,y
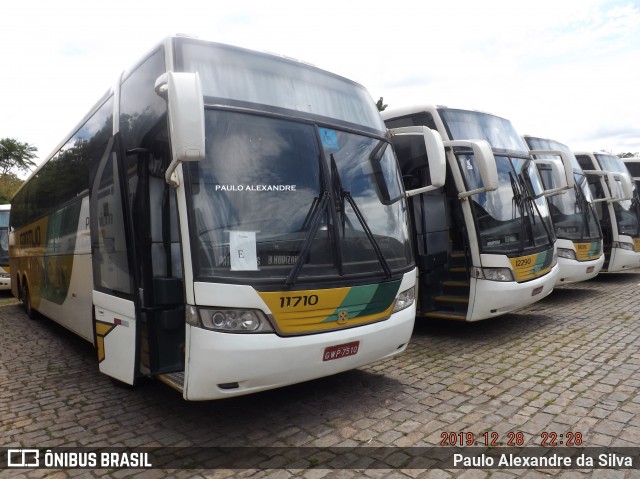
1,272 -> 640,478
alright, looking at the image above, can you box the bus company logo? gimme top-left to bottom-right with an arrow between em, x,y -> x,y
336,309 -> 349,324
7,449 -> 39,467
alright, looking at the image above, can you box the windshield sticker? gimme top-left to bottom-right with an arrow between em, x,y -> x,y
319,128 -> 339,151
229,231 -> 258,271
214,184 -> 297,192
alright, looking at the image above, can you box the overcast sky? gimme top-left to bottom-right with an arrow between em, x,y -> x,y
2,0 -> 639,167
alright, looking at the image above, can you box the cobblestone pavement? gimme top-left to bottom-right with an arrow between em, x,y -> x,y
2,272 -> 640,478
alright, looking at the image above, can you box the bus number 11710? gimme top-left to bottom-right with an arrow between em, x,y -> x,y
279,295 -> 319,308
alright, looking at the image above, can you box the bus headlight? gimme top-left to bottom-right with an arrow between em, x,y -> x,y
557,248 -> 577,260
392,287 -> 415,313
473,267 -> 514,282
188,306 -> 274,333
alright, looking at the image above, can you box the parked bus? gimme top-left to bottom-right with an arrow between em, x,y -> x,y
622,157 -> 640,190
523,136 -> 604,284
0,204 -> 10,290
382,105 -> 567,321
573,151 -> 640,271
9,35 -> 447,400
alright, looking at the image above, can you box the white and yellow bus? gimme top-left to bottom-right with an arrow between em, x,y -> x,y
382,106 -> 568,321
10,35 -> 446,400
0,204 -> 10,290
523,137 -> 604,284
574,151 -> 640,272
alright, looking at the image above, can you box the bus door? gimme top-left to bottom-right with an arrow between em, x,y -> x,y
90,133 -> 185,385
128,144 -> 185,380
90,134 -> 139,384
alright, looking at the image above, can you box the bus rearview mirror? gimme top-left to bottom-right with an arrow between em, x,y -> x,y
155,71 -> 205,186
620,174 -> 634,200
608,172 -> 633,202
529,149 -> 576,196
388,126 -> 446,197
583,170 -> 632,202
443,139 -> 499,197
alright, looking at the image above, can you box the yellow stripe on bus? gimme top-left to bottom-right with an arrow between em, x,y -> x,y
95,321 -> 116,363
574,241 -> 602,261
258,282 -> 399,335
508,249 -> 553,282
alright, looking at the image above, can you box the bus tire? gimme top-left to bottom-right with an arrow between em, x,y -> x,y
21,280 -> 37,320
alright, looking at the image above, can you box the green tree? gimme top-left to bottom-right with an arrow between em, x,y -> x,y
376,97 -> 388,112
0,138 -> 36,203
0,172 -> 23,203
0,138 -> 37,176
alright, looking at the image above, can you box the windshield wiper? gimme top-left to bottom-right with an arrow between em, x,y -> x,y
520,176 -> 554,246
330,154 -> 392,278
573,181 -> 594,240
284,191 -> 330,289
510,172 -> 527,253
517,162 -> 555,246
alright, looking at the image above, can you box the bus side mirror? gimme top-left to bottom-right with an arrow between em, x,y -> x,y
583,170 -> 632,202
608,172 -> 633,202
529,150 -> 575,196
388,126 -> 446,197
620,174 -> 634,200
442,139 -> 498,197
155,71 -> 205,186
583,170 -> 609,203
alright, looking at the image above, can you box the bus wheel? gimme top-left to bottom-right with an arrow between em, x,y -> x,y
21,281 -> 37,320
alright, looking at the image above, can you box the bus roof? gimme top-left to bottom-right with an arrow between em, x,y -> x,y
16,34 -> 369,198
380,104 -> 504,121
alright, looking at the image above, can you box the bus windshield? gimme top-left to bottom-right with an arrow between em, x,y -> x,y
440,109 -> 529,153
461,155 -> 554,254
440,110 -> 553,254
176,38 -> 384,132
550,173 -> 602,241
526,137 -> 601,242
613,193 -> 640,237
596,153 -> 629,174
595,154 -> 640,237
186,109 -> 412,285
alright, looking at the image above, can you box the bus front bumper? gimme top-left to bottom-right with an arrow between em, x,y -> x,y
467,264 -> 559,321
556,255 -> 605,285
181,305 -> 415,400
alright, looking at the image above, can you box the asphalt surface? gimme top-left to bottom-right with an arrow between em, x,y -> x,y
2,272 -> 640,478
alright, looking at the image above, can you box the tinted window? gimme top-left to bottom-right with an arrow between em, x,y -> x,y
119,48 -> 166,152
384,112 -> 437,131
91,139 -> 134,296
176,39 -> 383,132
576,155 -> 595,170
626,162 -> 640,178
10,96 -> 113,229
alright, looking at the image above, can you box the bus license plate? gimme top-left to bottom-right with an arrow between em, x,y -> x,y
323,341 -> 360,361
